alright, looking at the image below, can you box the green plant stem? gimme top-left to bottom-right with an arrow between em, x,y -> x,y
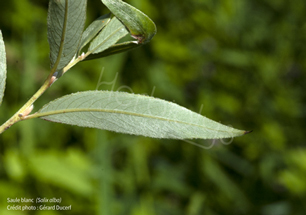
0,74 -> 53,134
0,58 -> 81,134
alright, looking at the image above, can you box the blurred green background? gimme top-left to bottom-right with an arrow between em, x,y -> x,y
0,0 -> 306,214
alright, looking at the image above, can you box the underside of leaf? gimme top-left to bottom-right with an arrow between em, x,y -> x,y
37,91 -> 248,140
88,17 -> 129,54
47,0 -> 87,71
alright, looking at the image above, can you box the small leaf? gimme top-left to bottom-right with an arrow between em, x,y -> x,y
85,40 -> 138,60
88,17 -> 129,54
47,0 -> 87,71
37,91 -> 248,140
101,0 -> 157,44
77,13 -> 111,56
0,30 -> 7,107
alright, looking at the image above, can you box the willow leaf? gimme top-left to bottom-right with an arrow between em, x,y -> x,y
88,17 -> 128,54
78,13 -> 111,56
37,91 -> 248,140
47,0 -> 87,71
101,0 -> 156,44
0,30 -> 6,107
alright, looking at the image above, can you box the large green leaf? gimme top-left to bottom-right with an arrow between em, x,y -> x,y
77,13 -> 111,56
47,0 -> 87,71
0,30 -> 6,107
37,91 -> 248,139
88,17 -> 129,54
101,0 -> 156,44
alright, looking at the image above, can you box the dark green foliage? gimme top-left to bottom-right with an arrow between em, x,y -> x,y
0,0 -> 305,214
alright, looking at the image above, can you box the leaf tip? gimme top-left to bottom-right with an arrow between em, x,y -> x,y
244,130 -> 253,135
